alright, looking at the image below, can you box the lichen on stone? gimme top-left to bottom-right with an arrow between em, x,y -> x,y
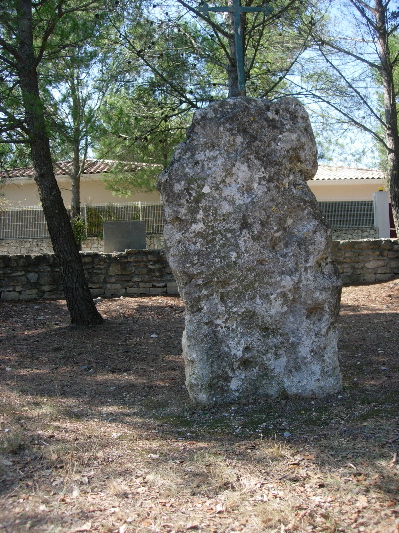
159,97 -> 342,406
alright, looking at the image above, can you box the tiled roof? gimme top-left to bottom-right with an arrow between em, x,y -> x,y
0,159 -> 162,179
313,165 -> 385,181
0,160 -> 385,181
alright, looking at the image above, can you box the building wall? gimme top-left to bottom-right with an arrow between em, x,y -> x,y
2,177 -> 161,207
308,179 -> 386,201
2,173 -> 387,207
1,240 -> 399,301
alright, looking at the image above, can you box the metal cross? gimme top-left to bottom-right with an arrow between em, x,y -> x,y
198,1 -> 274,96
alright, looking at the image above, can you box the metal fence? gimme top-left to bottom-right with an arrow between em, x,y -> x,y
0,200 -> 376,240
82,202 -> 164,236
0,202 -> 165,239
0,207 -> 48,239
318,201 -> 374,228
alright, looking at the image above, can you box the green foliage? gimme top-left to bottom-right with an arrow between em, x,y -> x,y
71,216 -> 87,243
85,207 -> 105,238
0,0 -> 111,168
93,0 -> 315,192
0,144 -> 32,170
103,166 -> 162,197
84,204 -> 140,237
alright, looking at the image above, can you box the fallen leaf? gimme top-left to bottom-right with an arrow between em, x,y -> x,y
71,522 -> 91,532
385,501 -> 396,507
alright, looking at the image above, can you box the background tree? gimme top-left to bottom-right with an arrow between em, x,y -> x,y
175,0 -> 315,97
96,85 -> 182,196
42,11 -> 116,221
0,0 -> 104,325
95,0 -> 318,173
288,0 -> 399,232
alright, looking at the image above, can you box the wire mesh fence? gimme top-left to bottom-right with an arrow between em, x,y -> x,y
0,207 -> 48,239
0,202 -> 165,239
318,201 -> 374,228
82,202 -> 164,237
0,201 -> 376,240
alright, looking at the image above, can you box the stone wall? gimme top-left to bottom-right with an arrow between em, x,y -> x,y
332,228 -> 378,241
332,239 -> 399,284
1,239 -> 398,301
0,235 -> 164,255
0,250 -> 178,301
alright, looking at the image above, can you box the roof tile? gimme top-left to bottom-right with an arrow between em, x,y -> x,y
0,161 -> 385,181
0,159 -> 161,179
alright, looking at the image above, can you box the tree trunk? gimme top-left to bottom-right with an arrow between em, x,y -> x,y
375,0 -> 399,234
227,0 -> 245,97
17,0 -> 103,325
71,143 -> 83,250
71,145 -> 82,221
70,71 -> 84,222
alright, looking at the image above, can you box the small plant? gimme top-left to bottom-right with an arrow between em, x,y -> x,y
71,216 -> 87,243
0,194 -> 11,211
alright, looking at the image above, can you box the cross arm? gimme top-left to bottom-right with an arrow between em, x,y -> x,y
199,3 -> 273,16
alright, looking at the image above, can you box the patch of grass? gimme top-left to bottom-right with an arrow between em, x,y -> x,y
0,428 -> 23,454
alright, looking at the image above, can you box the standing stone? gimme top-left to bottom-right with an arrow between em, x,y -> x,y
158,97 -> 342,405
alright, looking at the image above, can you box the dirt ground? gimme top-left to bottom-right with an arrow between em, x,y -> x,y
0,280 -> 399,533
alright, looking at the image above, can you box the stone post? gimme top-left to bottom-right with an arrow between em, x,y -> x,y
159,97 -> 342,405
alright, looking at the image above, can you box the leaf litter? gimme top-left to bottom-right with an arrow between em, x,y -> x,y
0,283 -> 398,532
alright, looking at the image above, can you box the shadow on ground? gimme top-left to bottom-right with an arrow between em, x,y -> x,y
0,294 -> 398,532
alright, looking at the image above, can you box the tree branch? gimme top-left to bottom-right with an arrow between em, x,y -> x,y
288,79 -> 387,149
119,32 -> 200,110
0,37 -> 20,63
313,37 -> 381,72
175,0 -> 231,40
319,47 -> 385,128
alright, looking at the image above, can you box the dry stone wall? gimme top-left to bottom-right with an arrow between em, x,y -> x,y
0,235 -> 164,255
0,239 -> 398,301
333,239 -> 399,284
332,228 -> 378,241
0,250 -> 177,301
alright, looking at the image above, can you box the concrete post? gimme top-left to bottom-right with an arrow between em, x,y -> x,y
373,190 -> 390,238
103,221 -> 146,252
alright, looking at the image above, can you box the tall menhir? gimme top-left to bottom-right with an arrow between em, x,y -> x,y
159,97 -> 342,405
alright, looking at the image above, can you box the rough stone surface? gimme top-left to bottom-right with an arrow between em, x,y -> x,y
158,97 -> 342,405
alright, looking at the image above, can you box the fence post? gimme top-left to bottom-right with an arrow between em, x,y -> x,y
82,204 -> 88,237
373,190 -> 390,238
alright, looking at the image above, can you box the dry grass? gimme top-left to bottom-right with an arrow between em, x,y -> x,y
1,283 -> 399,532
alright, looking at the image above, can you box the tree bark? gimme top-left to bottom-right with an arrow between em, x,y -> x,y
374,0 -> 399,234
71,139 -> 82,221
227,0 -> 246,97
17,0 -> 103,325
227,33 -> 241,97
